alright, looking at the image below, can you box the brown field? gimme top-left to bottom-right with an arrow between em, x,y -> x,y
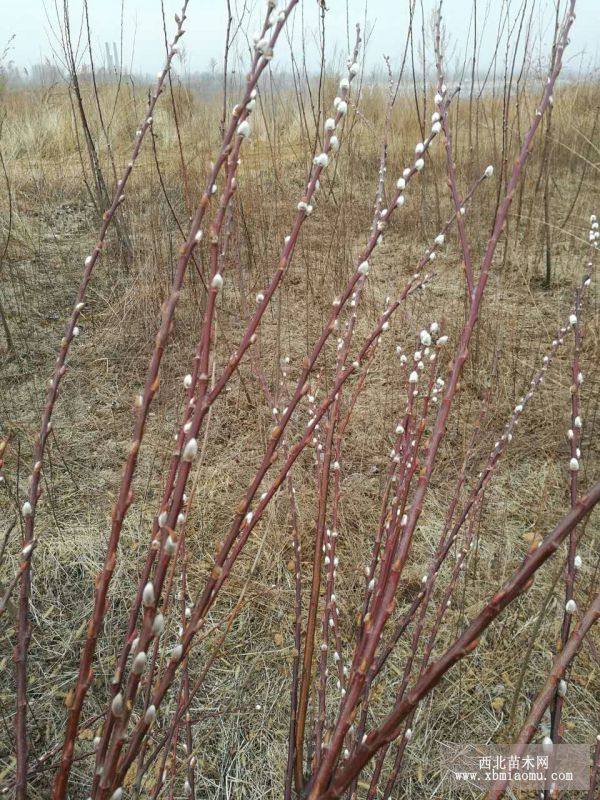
0,13 -> 599,799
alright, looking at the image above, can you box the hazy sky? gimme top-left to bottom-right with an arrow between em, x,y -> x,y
2,1 -> 599,77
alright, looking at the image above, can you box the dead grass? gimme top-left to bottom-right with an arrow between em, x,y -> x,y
0,72 -> 599,799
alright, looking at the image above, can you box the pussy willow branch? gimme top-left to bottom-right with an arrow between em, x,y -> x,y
550,287 -> 583,746
368,388 -> 490,677
357,167 -> 486,652
285,465 -> 303,800
356,165 -> 489,647
315,334 -> 383,772
315,480 -> 600,799
93,25 -> 354,797
14,2 -> 190,796
128,525 -> 189,798
144,16 -> 356,560
373,504 -> 483,794
485,590 -> 600,800
52,4 -> 299,797
379,518 -> 488,792
350,277 -> 589,794
163,85 -> 439,577
434,8 -> 475,296
246,342 -> 303,800
364,345 -> 441,629
90,488 -> 187,799
107,5 -> 295,671
180,550 -> 194,799
371,277 -> 591,685
105,46 -> 438,795
311,405 -> 338,767
305,3 -> 577,794
135,605 -> 243,792
295,73 -> 453,791
589,734 -> 600,800
365,41 -> 577,700
104,269 -> 428,796
360,352 -> 449,799
313,93 -> 400,748
299,56 -> 392,782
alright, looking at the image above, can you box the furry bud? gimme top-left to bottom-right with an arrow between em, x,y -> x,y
142,582 -> 155,607
182,438 -> 199,462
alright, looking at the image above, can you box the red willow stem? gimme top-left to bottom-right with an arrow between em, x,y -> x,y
180,553 -> 195,800
358,361 -> 449,797
104,273 -> 428,797
311,278 -> 385,756
296,75 -> 453,791
155,683 -> 183,800
111,1 -> 299,658
369,504 -> 484,796
292,288 -> 420,781
371,279 -> 590,684
485,591 -> 600,800
148,17 -> 355,561
371,505 -> 483,799
98,147 -> 242,780
90,495 -> 187,799
306,4 -> 577,794
284,465 -> 303,800
549,287 -> 583,745
14,1 -> 191,794
315,339 -> 382,755
589,734 -> 600,800
419,506 -> 482,675
105,57 -> 441,795
367,381 -> 492,678
313,100 -> 404,742
130,522 -> 192,796
361,292 -> 587,777
434,9 -> 475,296
302,71 -> 393,782
52,5 -> 300,798
359,191 -> 498,677
314,479 -> 600,799
309,331 -> 371,764
246,348 -> 303,800
377,732 -> 411,800
95,26 -> 353,797
136,604 -> 243,791
355,167 -> 488,646
94,61 -> 302,800
313,415 -> 343,769
130,595 -> 173,797
364,349 -> 440,630
356,166 -> 490,642
102,150 -> 244,759
318,308 -> 393,668
145,80 -> 440,642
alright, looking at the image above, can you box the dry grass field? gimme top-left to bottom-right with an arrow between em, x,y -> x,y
0,3 -> 599,798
